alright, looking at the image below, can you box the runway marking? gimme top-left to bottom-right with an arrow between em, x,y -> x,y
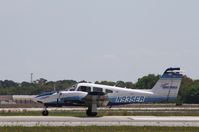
0,116 -> 199,127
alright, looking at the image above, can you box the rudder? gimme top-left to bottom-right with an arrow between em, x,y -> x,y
151,68 -> 183,101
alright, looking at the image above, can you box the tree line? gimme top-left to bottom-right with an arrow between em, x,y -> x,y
0,74 -> 199,103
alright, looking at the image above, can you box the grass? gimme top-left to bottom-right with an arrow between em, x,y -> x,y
0,126 -> 199,132
1,109 -> 199,117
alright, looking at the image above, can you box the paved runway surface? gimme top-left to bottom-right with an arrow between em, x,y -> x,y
0,116 -> 199,126
1,107 -> 199,112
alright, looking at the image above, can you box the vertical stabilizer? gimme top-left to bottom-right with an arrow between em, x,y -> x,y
151,68 -> 183,100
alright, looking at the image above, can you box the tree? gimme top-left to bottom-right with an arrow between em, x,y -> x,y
185,83 -> 199,103
125,82 -> 135,88
177,76 -> 194,104
115,81 -> 126,88
95,81 -> 116,86
36,78 -> 47,85
1,80 -> 18,88
135,74 -> 160,89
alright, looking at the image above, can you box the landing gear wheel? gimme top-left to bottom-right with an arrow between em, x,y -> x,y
42,110 -> 49,116
91,112 -> 97,117
86,109 -> 97,117
86,109 -> 90,116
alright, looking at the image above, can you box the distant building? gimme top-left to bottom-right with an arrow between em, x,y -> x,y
0,95 -> 36,104
0,95 -> 14,104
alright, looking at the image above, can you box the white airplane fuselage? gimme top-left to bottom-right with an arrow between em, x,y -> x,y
33,67 -> 183,116
34,84 -> 154,106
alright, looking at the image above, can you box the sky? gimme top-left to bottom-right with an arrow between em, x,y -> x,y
0,0 -> 199,83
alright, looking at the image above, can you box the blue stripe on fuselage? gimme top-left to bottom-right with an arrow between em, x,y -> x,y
45,96 -> 84,106
44,95 -> 176,107
108,96 -> 176,106
36,91 -> 55,98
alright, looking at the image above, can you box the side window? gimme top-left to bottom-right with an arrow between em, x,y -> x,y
105,89 -> 113,93
93,87 -> 103,92
77,86 -> 91,92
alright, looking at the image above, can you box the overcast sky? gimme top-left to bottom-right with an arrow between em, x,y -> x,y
0,0 -> 199,83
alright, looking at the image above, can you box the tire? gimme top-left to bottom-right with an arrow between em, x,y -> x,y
86,109 -> 97,117
42,110 -> 49,116
86,109 -> 90,116
91,112 -> 97,117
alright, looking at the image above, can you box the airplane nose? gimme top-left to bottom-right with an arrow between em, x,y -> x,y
32,96 -> 43,103
32,96 -> 38,103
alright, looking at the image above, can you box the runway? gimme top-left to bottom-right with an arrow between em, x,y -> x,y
0,116 -> 199,127
1,107 -> 199,112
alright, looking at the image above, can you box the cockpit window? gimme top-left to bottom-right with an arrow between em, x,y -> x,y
68,84 -> 77,91
68,88 -> 75,91
93,87 -> 103,92
105,89 -> 113,93
73,84 -> 77,89
77,86 -> 91,92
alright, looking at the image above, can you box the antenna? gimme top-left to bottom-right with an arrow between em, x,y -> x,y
30,73 -> 33,83
54,84 -> 56,92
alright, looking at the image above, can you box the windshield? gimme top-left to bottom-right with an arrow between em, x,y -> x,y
68,84 -> 77,91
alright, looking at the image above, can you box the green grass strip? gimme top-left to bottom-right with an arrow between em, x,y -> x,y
0,126 -> 199,132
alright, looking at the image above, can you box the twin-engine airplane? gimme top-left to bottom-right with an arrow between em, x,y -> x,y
33,67 -> 183,117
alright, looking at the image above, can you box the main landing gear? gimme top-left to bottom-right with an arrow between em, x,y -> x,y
86,109 -> 97,117
42,106 -> 49,116
86,104 -> 98,117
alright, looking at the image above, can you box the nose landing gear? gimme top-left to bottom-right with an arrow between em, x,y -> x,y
42,106 -> 49,116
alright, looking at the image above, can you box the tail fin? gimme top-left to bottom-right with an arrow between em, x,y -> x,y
151,68 -> 183,101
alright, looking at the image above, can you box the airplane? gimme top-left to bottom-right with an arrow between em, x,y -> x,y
33,67 -> 183,117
